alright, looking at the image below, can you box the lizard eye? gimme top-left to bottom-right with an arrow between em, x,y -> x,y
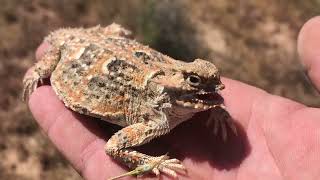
187,75 -> 201,86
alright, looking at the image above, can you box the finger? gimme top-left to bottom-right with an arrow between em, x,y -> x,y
36,42 -> 50,61
298,16 -> 320,92
23,42 -> 51,88
221,76 -> 307,129
28,86 -> 126,179
220,78 -> 269,128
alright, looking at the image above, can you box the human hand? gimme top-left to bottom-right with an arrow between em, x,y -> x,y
27,17 -> 320,180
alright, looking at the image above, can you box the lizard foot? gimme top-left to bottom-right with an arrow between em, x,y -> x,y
22,70 -> 42,102
108,154 -> 186,180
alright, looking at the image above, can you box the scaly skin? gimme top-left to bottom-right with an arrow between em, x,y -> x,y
23,24 -> 235,179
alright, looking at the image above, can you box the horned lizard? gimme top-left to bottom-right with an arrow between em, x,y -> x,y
23,23 -> 236,179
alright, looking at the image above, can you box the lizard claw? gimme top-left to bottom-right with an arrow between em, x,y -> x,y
156,156 -> 186,178
22,70 -> 42,102
107,155 -> 186,180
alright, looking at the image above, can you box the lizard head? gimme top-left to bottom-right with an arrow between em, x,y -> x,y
153,58 -> 225,112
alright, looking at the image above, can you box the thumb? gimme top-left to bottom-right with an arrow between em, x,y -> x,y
298,16 -> 320,93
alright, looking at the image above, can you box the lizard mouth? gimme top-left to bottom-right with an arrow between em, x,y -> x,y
176,91 -> 223,110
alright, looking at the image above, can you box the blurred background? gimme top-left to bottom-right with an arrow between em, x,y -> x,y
0,0 -> 319,179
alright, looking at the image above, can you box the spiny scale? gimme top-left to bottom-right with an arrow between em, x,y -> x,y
22,23 -> 236,179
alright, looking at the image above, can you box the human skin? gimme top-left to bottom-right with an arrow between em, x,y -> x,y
27,17 -> 320,180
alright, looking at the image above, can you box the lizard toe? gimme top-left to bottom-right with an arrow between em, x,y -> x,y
22,72 -> 41,101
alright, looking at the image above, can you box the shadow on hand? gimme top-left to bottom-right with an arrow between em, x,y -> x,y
71,105 -> 250,172
136,110 -> 251,171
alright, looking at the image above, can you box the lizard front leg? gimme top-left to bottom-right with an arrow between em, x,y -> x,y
105,121 -> 186,179
22,47 -> 60,101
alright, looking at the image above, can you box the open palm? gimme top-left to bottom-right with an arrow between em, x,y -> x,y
27,17 -> 320,180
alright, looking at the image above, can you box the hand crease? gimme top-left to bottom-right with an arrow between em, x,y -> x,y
80,138 -> 105,174
46,108 -> 71,135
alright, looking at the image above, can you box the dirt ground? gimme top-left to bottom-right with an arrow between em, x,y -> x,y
0,0 -> 319,179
